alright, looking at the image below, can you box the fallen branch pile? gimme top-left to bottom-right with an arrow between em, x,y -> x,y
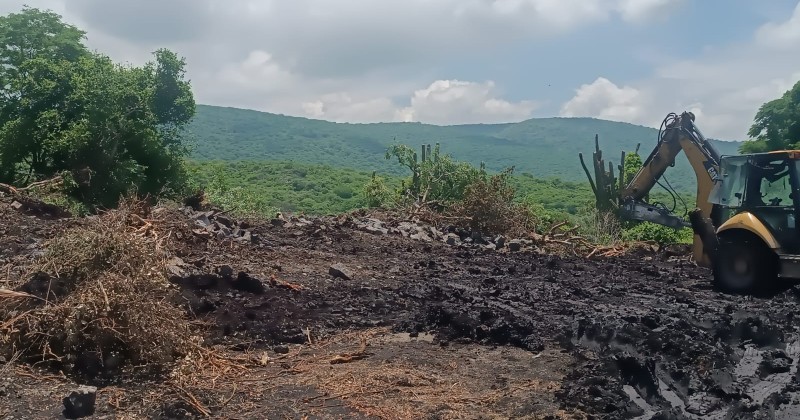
0,197 -> 197,378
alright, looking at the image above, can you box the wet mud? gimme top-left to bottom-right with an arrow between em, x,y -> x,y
163,208 -> 800,419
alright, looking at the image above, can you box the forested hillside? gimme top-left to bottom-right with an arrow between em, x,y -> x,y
187,105 -> 742,192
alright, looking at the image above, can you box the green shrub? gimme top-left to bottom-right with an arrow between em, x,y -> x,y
622,221 -> 693,244
362,172 -> 395,208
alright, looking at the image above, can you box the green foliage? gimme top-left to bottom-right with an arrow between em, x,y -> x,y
623,151 -> 643,184
520,199 -> 570,231
622,222 -> 694,245
186,105 -> 743,194
186,160 -> 388,217
0,7 -> 195,209
513,175 -> 593,215
741,79 -> 800,153
384,143 -> 485,205
362,172 -> 394,208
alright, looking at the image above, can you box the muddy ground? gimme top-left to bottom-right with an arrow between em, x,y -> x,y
2,196 -> 800,419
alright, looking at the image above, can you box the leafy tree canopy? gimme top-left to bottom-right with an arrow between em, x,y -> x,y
741,79 -> 800,153
0,7 -> 195,209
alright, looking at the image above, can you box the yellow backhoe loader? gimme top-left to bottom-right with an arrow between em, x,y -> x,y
583,111 -> 800,294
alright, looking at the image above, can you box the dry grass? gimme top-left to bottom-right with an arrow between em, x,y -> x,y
251,328 -> 574,420
0,197 -> 197,375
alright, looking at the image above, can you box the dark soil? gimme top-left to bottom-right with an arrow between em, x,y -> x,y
2,197 -> 800,419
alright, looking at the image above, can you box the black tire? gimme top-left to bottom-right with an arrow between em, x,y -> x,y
712,234 -> 778,295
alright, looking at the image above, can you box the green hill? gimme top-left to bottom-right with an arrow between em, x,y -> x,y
186,104 -> 743,193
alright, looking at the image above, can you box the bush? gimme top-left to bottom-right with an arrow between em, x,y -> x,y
622,221 -> 693,244
384,144 -> 484,205
447,169 -> 535,237
362,172 -> 395,208
573,207 -> 623,245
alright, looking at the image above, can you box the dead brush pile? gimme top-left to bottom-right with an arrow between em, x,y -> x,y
445,173 -> 536,238
0,198 -> 197,379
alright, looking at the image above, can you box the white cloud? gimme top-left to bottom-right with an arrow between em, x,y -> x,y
300,93 -> 398,123
0,0 -> 688,128
297,80 -> 538,125
216,50 -> 297,95
755,2 -> 800,49
397,80 -> 539,125
561,2 -> 800,140
616,0 -> 684,24
560,77 -> 646,123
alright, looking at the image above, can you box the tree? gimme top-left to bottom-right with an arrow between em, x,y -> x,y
0,7 -> 195,208
741,79 -> 800,153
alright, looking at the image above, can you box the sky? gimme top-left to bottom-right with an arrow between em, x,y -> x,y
2,0 -> 800,141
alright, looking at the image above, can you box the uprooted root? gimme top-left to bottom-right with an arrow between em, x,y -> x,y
0,198 -> 197,379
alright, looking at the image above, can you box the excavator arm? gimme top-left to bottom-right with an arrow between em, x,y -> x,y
620,112 -> 721,223
617,112 -> 723,266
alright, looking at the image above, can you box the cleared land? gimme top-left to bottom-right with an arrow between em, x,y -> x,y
1,195 -> 799,419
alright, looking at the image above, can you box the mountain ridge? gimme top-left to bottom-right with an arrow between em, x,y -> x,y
186,104 -> 743,192
196,104 -> 743,141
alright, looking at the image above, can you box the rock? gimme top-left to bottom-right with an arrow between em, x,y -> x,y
192,212 -> 211,227
495,236 -> 506,249
239,231 -> 252,243
187,274 -> 218,290
166,257 -> 187,277
216,223 -> 232,236
470,231 -> 488,245
62,385 -> 97,419
508,240 -> 522,252
397,221 -> 420,237
271,218 -> 286,227
329,263 -> 353,280
445,233 -> 460,246
429,226 -> 444,240
410,232 -> 433,242
215,215 -> 233,228
364,224 -> 388,235
274,345 -> 290,354
484,243 -> 496,251
215,265 -> 234,279
759,350 -> 793,376
231,272 -> 265,294
10,200 -> 23,210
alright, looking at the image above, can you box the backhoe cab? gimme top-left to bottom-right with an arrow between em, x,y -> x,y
583,111 -> 800,294
707,151 -> 800,293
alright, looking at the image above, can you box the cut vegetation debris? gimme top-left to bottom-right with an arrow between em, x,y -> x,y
1,198 -> 197,380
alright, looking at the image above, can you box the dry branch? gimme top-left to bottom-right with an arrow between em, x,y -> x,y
329,338 -> 370,364
0,289 -> 42,301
